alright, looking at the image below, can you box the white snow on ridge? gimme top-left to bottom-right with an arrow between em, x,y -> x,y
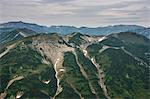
98,36 -> 107,42
0,43 -> 16,59
19,32 -> 27,37
11,33 -> 20,40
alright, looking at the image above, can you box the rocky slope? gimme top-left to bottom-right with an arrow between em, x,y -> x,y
0,32 -> 149,99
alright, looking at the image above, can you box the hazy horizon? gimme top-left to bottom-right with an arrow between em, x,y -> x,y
1,20 -> 150,28
0,0 -> 150,27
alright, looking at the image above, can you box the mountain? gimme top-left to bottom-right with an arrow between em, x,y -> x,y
0,21 -> 50,33
130,28 -> 150,39
0,21 -> 149,38
0,32 -> 149,99
78,25 -> 145,35
0,28 -> 37,44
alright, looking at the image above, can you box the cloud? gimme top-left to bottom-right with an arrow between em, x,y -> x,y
39,0 -> 74,4
0,0 -> 149,27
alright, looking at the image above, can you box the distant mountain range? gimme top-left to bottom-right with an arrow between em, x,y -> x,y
0,21 -> 149,38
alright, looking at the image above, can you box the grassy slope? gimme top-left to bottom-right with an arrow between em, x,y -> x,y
96,48 -> 149,98
57,52 -> 96,99
0,41 -> 57,98
86,34 -> 150,98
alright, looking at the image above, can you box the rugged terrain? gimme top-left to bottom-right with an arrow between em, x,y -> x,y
0,30 -> 149,99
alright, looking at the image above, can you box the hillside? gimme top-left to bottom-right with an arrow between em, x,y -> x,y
0,32 -> 149,99
0,28 -> 37,44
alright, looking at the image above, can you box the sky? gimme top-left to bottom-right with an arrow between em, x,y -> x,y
0,0 -> 149,27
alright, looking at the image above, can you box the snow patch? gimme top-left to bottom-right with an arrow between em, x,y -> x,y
16,91 -> 24,99
42,80 -> 51,84
19,32 -> 27,37
59,68 -> 65,72
83,49 -> 88,56
0,43 -> 16,59
11,33 -> 20,40
98,36 -> 107,42
99,45 -> 110,53
54,58 -> 63,97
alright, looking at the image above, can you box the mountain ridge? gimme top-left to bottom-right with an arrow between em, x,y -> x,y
0,21 -> 149,38
0,32 -> 149,98
0,21 -> 149,99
